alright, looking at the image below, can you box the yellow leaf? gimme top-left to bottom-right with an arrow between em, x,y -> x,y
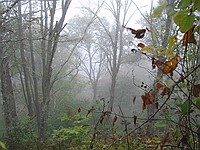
146,138 -> 152,144
166,35 -> 177,58
141,46 -> 154,51
0,141 -> 6,150
155,47 -> 164,52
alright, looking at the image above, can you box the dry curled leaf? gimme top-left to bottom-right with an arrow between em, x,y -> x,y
163,55 -> 179,75
137,42 -> 145,48
157,82 -> 166,90
182,25 -> 197,46
122,25 -> 146,39
141,92 -> 154,110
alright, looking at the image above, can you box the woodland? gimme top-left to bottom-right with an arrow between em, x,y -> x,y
0,0 -> 200,149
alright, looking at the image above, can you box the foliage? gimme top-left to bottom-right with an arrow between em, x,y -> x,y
0,141 -> 6,150
4,120 -> 37,150
51,115 -> 91,149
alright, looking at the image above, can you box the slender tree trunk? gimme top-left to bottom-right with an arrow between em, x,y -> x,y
28,0 -> 41,135
39,0 -> 72,141
108,0 -> 121,111
17,0 -> 34,117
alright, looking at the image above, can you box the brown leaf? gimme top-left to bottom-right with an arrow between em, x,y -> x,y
137,43 -> 145,48
122,25 -> 146,39
154,60 -> 163,68
160,87 -> 171,96
182,25 -> 197,46
141,92 -> 154,110
157,82 -> 166,90
163,55 -> 179,75
193,84 -> 200,97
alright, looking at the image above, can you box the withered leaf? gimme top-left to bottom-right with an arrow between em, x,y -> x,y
182,25 -> 197,46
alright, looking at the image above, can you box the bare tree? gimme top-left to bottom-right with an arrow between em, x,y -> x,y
39,0 -> 72,141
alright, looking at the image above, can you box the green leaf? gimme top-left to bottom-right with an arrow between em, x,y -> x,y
193,97 -> 200,110
187,53 -> 194,62
151,0 -> 168,18
0,141 -> 6,150
181,100 -> 189,115
193,0 -> 200,11
154,121 -> 168,127
178,0 -> 190,9
173,10 -> 195,32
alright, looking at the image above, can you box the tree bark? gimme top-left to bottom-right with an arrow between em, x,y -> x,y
17,0 -> 34,117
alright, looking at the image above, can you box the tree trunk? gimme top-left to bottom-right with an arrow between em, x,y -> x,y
108,0 -> 121,111
39,0 -> 72,141
28,0 -> 41,135
0,12 -> 17,134
17,0 -> 34,117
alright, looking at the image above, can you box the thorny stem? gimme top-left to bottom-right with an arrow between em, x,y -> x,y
104,64 -> 200,149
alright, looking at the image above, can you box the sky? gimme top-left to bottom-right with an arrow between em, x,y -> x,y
65,0 -> 158,28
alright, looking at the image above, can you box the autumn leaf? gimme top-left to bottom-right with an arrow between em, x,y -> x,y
163,60 -> 171,74
182,25 -> 197,46
154,60 -> 163,68
141,45 -> 154,51
166,35 -> 177,58
133,96 -> 136,104
146,138 -> 152,144
157,82 -> 166,90
193,84 -> 200,97
141,92 -> 154,110
112,115 -> 118,127
122,25 -> 146,39
77,107 -> 81,113
160,87 -> 171,96
163,55 -> 179,75
137,43 -> 145,48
